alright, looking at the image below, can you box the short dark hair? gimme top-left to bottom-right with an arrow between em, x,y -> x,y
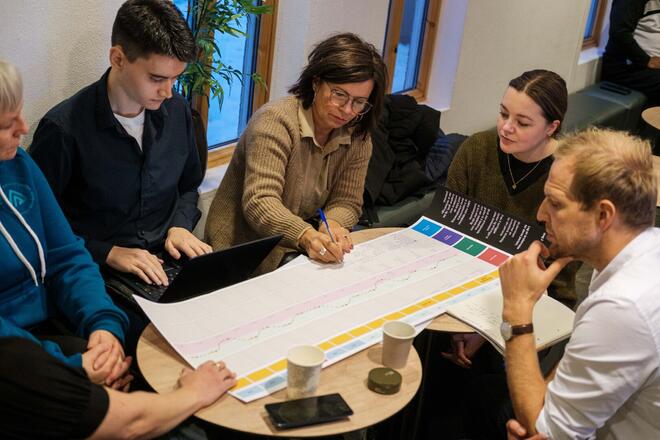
112,0 -> 196,63
288,33 -> 388,140
508,69 -> 567,137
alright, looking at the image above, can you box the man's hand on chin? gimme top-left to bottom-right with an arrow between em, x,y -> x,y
165,227 -> 213,260
499,241 -> 573,321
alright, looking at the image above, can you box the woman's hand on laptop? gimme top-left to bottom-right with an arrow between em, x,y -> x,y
107,246 -> 169,286
165,227 -> 213,260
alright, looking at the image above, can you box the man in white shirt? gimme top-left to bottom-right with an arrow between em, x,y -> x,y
501,128 -> 660,439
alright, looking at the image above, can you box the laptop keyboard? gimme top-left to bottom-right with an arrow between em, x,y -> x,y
135,265 -> 181,301
104,235 -> 282,305
105,261 -> 182,303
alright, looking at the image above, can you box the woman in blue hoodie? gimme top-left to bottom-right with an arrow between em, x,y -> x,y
0,60 -> 130,388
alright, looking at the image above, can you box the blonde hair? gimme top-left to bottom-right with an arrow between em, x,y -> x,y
555,128 -> 656,229
0,60 -> 23,114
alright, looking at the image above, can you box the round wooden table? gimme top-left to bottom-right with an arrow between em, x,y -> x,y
350,228 -> 475,333
642,106 -> 660,130
137,324 -> 422,437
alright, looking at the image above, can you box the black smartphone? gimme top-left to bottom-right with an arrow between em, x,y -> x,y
265,393 -> 354,430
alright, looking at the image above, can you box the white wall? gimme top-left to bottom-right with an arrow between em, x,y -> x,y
427,0 -> 608,135
0,0 -> 125,144
268,0 -> 389,100
0,0 -> 609,145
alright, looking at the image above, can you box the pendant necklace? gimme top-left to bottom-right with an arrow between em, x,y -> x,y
507,153 -> 543,190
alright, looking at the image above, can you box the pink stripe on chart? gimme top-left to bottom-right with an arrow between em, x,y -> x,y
175,248 -> 461,356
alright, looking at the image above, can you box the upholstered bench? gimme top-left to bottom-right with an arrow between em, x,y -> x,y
562,82 -> 646,133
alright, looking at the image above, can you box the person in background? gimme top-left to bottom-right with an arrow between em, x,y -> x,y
601,0 -> 660,107
503,128 -> 660,439
0,337 -> 236,439
0,59 -> 130,389
205,32 -> 387,273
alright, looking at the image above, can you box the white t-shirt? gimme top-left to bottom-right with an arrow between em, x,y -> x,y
634,0 -> 660,58
114,109 -> 145,150
536,227 -> 660,439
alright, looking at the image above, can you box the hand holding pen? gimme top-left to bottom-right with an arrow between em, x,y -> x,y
298,209 -> 348,263
318,208 -> 353,254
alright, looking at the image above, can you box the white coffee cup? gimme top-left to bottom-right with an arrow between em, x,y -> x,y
287,345 -> 325,399
381,321 -> 416,369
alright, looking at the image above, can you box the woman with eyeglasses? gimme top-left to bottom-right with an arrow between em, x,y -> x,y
205,33 -> 387,273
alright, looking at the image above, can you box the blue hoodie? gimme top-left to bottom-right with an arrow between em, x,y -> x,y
0,148 -> 128,366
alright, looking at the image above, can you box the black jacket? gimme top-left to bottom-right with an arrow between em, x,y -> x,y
364,94 -> 440,207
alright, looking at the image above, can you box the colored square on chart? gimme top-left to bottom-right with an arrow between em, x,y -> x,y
417,298 -> 437,308
476,271 -> 499,283
433,229 -> 463,245
403,305 -> 421,314
318,341 -> 334,351
326,347 -> 348,360
343,339 -> 366,352
478,248 -> 509,266
366,318 -> 386,329
263,374 -> 286,391
236,385 -> 265,400
454,237 -> 487,256
462,280 -> 481,290
384,311 -> 405,321
349,326 -> 371,337
247,368 -> 272,382
412,219 -> 443,236
269,359 -> 287,372
234,377 -> 252,390
448,286 -> 466,295
330,333 -> 352,345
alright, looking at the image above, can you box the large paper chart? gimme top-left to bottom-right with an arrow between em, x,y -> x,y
136,217 -> 509,402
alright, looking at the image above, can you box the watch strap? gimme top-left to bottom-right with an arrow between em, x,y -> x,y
511,323 -> 534,336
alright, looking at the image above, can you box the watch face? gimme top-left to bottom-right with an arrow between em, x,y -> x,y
500,321 -> 512,341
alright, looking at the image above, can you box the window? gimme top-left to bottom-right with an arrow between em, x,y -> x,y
583,0 -> 607,49
205,14 -> 258,147
174,0 -> 277,166
383,0 -> 441,100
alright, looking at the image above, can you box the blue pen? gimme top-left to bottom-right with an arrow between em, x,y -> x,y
317,208 -> 336,243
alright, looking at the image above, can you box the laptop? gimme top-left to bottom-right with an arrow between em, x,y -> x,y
104,235 -> 282,304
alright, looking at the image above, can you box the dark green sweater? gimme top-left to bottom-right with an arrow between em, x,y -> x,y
447,130 -> 578,308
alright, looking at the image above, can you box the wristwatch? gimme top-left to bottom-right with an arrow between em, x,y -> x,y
500,320 -> 534,342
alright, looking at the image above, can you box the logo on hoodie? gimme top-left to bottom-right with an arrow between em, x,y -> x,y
3,183 -> 34,215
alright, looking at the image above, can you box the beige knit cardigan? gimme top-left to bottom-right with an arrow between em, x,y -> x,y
205,96 -> 372,274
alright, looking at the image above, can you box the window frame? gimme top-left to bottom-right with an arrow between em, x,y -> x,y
192,0 -> 278,169
582,0 -> 607,49
383,0 -> 441,101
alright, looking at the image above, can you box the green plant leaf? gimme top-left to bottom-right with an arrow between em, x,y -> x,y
175,0 -> 273,111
